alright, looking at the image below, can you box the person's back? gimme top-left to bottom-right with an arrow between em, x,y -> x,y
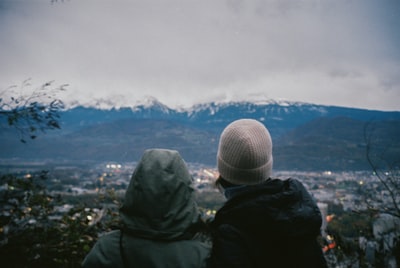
210,177 -> 326,268
209,119 -> 327,268
82,149 -> 210,268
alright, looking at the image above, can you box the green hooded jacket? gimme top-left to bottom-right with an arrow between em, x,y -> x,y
82,149 -> 210,268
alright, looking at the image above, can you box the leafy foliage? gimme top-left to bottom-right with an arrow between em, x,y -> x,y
0,173 -> 121,267
0,79 -> 67,143
327,212 -> 373,239
324,204 -> 375,267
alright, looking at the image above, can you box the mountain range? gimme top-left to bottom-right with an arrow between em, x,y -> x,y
1,98 -> 399,171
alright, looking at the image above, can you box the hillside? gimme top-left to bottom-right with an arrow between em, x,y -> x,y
1,100 -> 399,171
274,117 -> 400,170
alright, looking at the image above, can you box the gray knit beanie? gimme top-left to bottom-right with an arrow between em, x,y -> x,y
217,119 -> 273,185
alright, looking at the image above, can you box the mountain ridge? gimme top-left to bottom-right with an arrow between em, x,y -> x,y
63,97 -> 400,113
1,99 -> 399,171
59,99 -> 400,138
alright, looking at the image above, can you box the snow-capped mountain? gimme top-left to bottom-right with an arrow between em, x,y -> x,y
1,98 -> 399,170
59,98 -> 400,138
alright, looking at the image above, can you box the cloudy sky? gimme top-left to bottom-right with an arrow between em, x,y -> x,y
0,0 -> 399,111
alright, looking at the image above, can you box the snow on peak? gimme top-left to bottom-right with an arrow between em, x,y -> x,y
130,96 -> 172,113
63,94 -> 329,115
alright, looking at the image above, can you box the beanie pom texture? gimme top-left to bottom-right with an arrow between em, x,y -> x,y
217,119 -> 273,185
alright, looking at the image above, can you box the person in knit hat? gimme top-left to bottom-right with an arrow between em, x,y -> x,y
209,119 -> 327,268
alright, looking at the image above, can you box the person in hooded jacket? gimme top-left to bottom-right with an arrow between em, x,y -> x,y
82,149 -> 210,268
209,119 -> 327,268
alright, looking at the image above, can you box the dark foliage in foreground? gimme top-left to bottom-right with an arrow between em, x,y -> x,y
0,173 -> 120,267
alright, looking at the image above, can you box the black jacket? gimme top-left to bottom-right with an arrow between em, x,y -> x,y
209,178 -> 327,268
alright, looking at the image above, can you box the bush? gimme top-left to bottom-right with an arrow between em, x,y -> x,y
0,173 -> 121,267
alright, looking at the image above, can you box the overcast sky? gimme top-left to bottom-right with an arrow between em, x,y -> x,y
0,0 -> 399,111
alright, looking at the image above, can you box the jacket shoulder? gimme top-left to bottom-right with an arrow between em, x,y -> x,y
82,230 -> 122,268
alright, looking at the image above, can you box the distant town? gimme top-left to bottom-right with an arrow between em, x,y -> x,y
0,160 -> 394,213
0,160 -> 390,211
1,160 -> 399,267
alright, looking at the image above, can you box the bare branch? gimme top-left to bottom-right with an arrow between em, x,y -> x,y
0,80 -> 68,142
363,121 -> 400,219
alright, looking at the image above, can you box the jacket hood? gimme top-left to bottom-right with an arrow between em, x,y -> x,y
120,149 -> 201,240
213,178 -> 322,238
